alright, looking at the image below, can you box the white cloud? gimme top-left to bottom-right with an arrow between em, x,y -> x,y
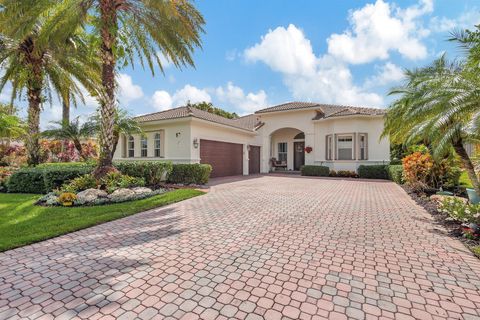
152,84 -> 211,111
430,10 -> 480,33
327,0 -> 432,64
245,24 -> 317,76
117,73 -> 143,103
216,82 -> 268,114
244,24 -> 383,106
364,62 -> 404,89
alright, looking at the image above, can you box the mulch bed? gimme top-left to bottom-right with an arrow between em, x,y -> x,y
402,185 -> 480,255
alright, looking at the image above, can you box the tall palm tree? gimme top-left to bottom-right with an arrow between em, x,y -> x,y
0,4 -> 100,165
42,117 -> 97,160
383,55 -> 480,195
31,0 -> 205,176
89,108 -> 143,158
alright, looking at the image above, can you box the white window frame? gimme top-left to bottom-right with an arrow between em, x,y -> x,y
154,133 -> 161,157
140,136 -> 148,157
326,135 -> 333,160
128,136 -> 134,158
336,134 -> 354,160
358,133 -> 368,160
278,142 -> 287,162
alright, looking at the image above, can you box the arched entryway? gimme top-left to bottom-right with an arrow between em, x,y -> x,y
270,128 -> 305,171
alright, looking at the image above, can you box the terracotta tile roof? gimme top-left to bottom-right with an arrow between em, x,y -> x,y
135,102 -> 384,131
135,106 -> 260,131
256,101 -> 385,118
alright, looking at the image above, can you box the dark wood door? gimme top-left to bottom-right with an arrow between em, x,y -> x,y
294,141 -> 305,171
200,139 -> 243,178
248,146 -> 260,174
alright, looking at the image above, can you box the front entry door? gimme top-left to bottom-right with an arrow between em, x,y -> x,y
294,141 -> 305,171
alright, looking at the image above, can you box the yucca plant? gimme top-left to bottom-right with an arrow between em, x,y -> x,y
383,55 -> 480,195
0,2 -> 100,165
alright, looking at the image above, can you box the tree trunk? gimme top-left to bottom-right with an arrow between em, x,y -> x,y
111,130 -> 119,158
94,0 -> 118,177
26,59 -> 44,166
453,140 -> 480,196
73,138 -> 87,161
62,95 -> 70,127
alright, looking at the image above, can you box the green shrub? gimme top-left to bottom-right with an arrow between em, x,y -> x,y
358,165 -> 389,179
167,164 -> 212,185
336,170 -> 359,178
114,161 -> 173,186
7,168 -> 46,193
43,166 -> 93,192
388,165 -> 404,184
101,172 -> 145,193
300,165 -> 329,177
61,174 -> 98,193
37,162 -> 95,169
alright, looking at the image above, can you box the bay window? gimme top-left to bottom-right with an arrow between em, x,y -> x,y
140,136 -> 148,157
358,133 -> 368,160
337,135 -> 354,160
128,136 -> 135,158
154,133 -> 161,157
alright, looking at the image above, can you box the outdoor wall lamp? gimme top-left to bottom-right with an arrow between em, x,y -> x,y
193,138 -> 199,149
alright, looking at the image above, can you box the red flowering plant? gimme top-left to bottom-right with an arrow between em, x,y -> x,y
402,151 -> 434,192
304,146 -> 313,153
0,166 -> 16,192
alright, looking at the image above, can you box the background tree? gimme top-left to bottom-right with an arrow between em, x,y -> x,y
29,0 -> 205,176
42,117 -> 97,160
0,4 -> 100,165
186,101 -> 239,119
383,55 -> 480,195
0,104 -> 25,143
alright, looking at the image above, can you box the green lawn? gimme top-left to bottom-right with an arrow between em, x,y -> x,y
0,189 -> 204,252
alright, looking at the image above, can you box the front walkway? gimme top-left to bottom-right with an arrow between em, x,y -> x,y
1,176 -> 480,320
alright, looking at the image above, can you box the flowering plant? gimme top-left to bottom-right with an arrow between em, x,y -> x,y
304,146 -> 313,153
58,192 -> 77,206
438,197 -> 480,224
402,151 -> 433,190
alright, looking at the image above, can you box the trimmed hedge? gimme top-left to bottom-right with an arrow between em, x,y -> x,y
7,165 -> 93,194
358,165 -> 389,180
113,161 -> 173,186
388,165 -> 404,184
7,168 -> 48,193
43,166 -> 93,192
167,164 -> 212,185
300,165 -> 330,177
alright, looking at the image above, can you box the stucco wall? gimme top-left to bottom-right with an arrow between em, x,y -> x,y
113,120 -> 193,163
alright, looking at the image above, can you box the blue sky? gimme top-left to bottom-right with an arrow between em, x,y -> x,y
2,0 -> 480,127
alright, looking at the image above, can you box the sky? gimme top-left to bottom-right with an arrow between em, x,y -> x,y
2,0 -> 480,128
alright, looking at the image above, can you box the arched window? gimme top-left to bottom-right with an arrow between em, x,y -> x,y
140,136 -> 148,157
294,132 -> 305,139
128,136 -> 134,158
154,133 -> 161,157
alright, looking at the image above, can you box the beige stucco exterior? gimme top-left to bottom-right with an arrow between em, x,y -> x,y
114,107 -> 390,175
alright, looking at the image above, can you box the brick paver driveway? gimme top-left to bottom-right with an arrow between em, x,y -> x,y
1,176 -> 480,320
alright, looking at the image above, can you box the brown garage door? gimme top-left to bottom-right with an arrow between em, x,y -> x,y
200,139 -> 243,178
249,146 -> 260,174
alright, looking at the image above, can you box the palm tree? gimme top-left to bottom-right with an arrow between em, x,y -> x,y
31,0 -> 205,176
42,117 -> 97,160
383,55 -> 480,195
0,4 -> 100,165
89,109 -> 143,158
0,108 -> 25,142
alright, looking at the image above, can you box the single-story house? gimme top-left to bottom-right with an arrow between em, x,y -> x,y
113,102 -> 390,177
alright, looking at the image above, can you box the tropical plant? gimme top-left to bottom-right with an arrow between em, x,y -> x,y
0,108 -> 25,140
23,0 -> 205,176
383,55 -> 480,195
0,4 -> 100,165
42,117 -> 97,160
89,109 -> 142,158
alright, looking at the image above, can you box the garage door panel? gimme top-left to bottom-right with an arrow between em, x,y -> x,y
200,139 -> 243,178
